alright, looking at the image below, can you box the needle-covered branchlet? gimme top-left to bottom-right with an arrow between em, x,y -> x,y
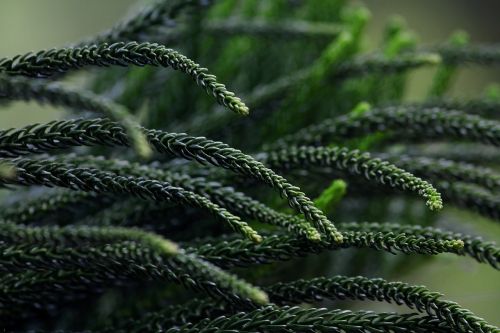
75,0 -> 213,46
383,155 -> 500,191
272,106 -> 500,148
0,75 -> 152,158
0,222 -> 268,307
1,1 -> 499,331
0,159 -> 262,243
50,154 -> 322,241
0,42 -> 248,115
261,146 -> 443,210
339,222 -> 499,269
267,276 -> 496,333
437,181 -> 500,221
0,119 -> 341,241
163,306 -> 453,333
188,230 -> 464,268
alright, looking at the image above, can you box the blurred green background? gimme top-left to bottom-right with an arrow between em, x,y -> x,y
0,0 -> 498,324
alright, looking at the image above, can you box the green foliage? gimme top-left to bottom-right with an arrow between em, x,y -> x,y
314,179 -> 347,214
0,0 -> 498,331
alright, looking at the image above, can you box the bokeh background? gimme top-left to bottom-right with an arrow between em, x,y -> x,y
0,0 -> 498,324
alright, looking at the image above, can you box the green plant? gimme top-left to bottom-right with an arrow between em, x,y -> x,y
0,0 -> 499,332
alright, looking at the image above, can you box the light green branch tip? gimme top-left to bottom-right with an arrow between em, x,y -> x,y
244,225 -> 263,243
153,237 -> 180,255
0,162 -> 16,180
449,239 -> 465,251
306,226 -> 322,242
342,6 -> 371,31
425,191 -> 443,211
115,106 -> 153,159
349,101 -> 372,118
139,231 -> 180,255
419,53 -> 442,65
253,289 -> 270,305
332,230 -> 344,243
132,128 -> 154,159
484,83 -> 500,101
314,179 -> 347,215
450,30 -> 469,46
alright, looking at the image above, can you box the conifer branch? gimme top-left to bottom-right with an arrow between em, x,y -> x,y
438,182 -> 500,220
205,19 -> 342,40
163,306 -> 452,333
386,155 -> 500,191
386,99 -> 500,118
52,304 -> 456,333
260,146 -> 443,210
0,222 -> 268,306
268,276 -> 496,333
0,75 -> 152,158
428,31 -> 469,97
189,231 -> 464,268
0,42 -> 248,115
0,244 -> 267,309
314,179 -> 347,215
75,0 -> 211,46
105,272 -> 500,332
272,106 -> 500,148
0,119 -> 340,241
0,221 -> 179,250
54,154 -> 322,241
183,52 -> 442,136
0,190 -> 97,224
334,52 -> 442,78
1,1 -> 499,330
401,143 -> 500,165
0,159 -> 262,242
434,43 -> 500,65
339,222 -> 499,269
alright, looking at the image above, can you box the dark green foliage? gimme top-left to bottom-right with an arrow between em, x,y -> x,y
267,275 -> 496,333
0,75 -> 152,157
0,42 -> 248,115
262,146 -> 443,210
74,0 -> 212,46
1,158 -> 262,242
0,0 -> 498,332
159,307 -> 454,333
107,303 -> 456,333
189,227 -> 465,269
386,155 -> 500,191
0,190 -> 98,224
110,274 -> 497,332
0,118 -> 342,241
438,182 -> 500,221
273,106 -> 500,148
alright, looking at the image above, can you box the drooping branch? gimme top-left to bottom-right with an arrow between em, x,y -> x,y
0,159 -> 261,242
0,222 -> 268,306
0,75 -> 151,157
382,155 -> 500,191
339,222 -> 499,269
0,42 -> 248,115
189,230 -> 464,268
260,146 -> 443,210
271,106 -> 500,148
0,119 -> 340,241
268,275 -> 495,333
74,0 -> 212,46
49,154 -> 322,241
162,306 -> 452,333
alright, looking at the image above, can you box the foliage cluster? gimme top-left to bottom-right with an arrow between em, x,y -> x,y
0,1 -> 499,332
